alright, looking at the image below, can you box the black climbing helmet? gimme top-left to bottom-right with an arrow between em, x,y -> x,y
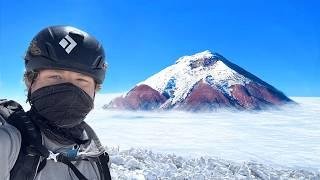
24,25 -> 107,84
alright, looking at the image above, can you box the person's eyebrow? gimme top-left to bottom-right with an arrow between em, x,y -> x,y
77,73 -> 87,77
51,70 -> 65,74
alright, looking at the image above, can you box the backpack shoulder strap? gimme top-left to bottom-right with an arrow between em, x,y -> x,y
82,122 -> 111,180
97,152 -> 112,180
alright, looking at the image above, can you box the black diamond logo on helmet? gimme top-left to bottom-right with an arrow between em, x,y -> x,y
59,35 -> 77,54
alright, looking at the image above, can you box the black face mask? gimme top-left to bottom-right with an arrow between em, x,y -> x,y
30,83 -> 94,128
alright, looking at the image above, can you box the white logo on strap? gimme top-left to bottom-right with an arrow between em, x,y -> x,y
59,35 -> 77,54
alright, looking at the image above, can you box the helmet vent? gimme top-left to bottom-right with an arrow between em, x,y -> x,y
45,42 -> 58,61
92,56 -> 104,69
69,31 -> 84,43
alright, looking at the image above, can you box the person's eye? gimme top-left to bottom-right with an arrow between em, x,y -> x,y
49,75 -> 62,80
77,78 -> 89,83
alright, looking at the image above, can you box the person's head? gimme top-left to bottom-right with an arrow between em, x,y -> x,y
24,25 -> 107,128
24,25 -> 107,98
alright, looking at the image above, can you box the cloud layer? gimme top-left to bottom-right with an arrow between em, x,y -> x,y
87,96 -> 320,171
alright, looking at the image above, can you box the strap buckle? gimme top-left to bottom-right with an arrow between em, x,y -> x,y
47,151 -> 60,162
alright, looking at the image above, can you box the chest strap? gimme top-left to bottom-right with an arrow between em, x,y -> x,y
29,145 -> 111,180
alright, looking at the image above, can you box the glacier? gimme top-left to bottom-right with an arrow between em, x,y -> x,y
107,147 -> 319,180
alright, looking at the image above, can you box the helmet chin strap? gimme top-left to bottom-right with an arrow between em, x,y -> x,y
26,71 -> 39,105
93,92 -> 96,100
93,83 -> 97,101
26,80 -> 34,105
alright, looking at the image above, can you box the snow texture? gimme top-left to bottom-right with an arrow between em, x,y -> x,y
107,147 -> 320,180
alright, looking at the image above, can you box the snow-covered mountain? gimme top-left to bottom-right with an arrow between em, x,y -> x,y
105,50 -> 293,111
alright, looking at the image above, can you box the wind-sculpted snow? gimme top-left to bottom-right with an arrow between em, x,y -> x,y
107,147 -> 320,180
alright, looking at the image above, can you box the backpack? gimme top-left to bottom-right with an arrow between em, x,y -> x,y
0,99 -> 111,180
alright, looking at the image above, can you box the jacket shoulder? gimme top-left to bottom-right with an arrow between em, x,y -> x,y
0,113 -> 22,178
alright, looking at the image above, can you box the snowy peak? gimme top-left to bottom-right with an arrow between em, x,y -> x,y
176,50 -> 214,64
175,50 -> 227,70
106,50 -> 293,111
139,51 -> 250,105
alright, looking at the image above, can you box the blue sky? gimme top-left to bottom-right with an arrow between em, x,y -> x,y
0,0 -> 319,99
